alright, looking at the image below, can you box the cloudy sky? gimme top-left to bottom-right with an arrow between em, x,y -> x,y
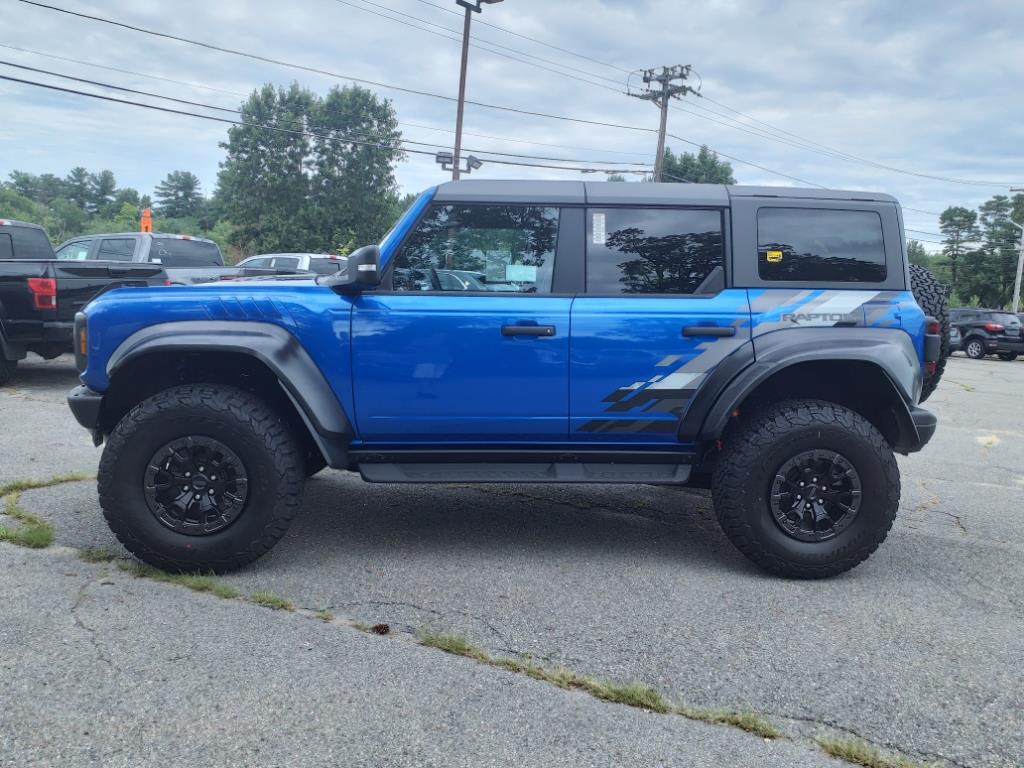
1,0 -> 1023,244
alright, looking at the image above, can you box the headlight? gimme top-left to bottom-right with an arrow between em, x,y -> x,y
74,312 -> 88,372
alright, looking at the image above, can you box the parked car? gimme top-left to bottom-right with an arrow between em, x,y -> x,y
950,307 -> 1024,360
236,252 -> 346,276
0,219 -> 165,384
67,180 -> 946,579
54,233 -> 280,285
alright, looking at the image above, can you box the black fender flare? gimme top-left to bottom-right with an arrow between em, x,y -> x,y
106,321 -> 353,466
682,328 -> 926,453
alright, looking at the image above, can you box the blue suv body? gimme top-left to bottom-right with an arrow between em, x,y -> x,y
68,181 -> 945,578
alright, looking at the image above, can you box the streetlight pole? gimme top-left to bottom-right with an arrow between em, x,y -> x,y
452,0 -> 502,181
1010,188 -> 1024,314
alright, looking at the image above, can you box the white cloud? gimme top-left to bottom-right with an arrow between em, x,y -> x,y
1,0 -> 1022,240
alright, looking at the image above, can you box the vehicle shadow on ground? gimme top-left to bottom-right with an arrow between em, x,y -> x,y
1,355 -> 80,392
266,473 -> 753,576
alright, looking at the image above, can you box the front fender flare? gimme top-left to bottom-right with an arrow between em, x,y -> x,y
107,321 -> 353,466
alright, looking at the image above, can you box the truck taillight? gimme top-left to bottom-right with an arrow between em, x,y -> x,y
983,322 -> 1004,333
926,319 -> 941,335
27,277 -> 57,310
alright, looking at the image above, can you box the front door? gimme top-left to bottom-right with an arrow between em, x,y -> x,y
351,202 -> 570,443
571,206 -> 752,444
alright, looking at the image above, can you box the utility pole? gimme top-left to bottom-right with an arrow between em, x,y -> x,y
1009,188 -> 1024,314
452,0 -> 503,181
628,65 -> 700,181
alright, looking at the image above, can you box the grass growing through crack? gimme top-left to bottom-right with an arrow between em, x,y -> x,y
251,592 -> 294,611
0,473 -> 91,549
78,548 -> 115,564
118,563 -> 241,599
817,737 -> 937,768
316,610 -> 335,622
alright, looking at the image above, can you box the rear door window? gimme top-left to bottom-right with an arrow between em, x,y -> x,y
0,233 -> 12,259
757,208 -> 886,282
95,238 -> 135,262
585,207 -> 725,294
150,238 -> 222,267
271,256 -> 300,270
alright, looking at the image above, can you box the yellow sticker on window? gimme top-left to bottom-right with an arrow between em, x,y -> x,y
766,249 -> 783,263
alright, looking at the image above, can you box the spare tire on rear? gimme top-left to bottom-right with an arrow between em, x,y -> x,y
909,263 -> 949,403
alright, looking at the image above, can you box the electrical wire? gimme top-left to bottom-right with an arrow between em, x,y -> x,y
0,73 -> 652,174
666,133 -> 825,188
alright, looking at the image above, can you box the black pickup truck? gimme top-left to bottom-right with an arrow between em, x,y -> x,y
0,219 -> 165,384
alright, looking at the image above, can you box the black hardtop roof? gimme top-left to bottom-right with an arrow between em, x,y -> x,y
0,218 -> 46,230
431,180 -> 898,206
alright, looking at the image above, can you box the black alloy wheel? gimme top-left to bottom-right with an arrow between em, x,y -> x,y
143,436 -> 249,536
769,449 -> 862,542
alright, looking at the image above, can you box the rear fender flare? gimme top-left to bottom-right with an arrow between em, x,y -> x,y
687,328 -> 923,451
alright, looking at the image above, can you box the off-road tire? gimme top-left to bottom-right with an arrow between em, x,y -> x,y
909,263 -> 949,402
98,384 -> 304,572
998,352 -> 1018,361
712,399 -> 900,579
0,357 -> 16,386
964,338 -> 986,359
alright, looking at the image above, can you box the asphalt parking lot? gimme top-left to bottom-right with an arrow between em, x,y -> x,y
1,353 -> 1022,768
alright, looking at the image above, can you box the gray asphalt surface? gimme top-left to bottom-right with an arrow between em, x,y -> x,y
2,353 -> 1022,767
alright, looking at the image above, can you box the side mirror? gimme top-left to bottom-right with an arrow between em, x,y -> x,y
322,245 -> 380,293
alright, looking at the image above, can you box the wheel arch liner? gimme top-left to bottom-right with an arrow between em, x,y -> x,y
685,328 -> 925,451
106,321 -> 353,466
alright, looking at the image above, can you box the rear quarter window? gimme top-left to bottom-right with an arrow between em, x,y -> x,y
150,238 -> 222,267
757,208 -> 886,282
0,233 -> 12,259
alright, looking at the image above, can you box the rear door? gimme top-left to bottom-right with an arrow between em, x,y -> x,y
351,202 -> 572,442
570,206 -> 751,444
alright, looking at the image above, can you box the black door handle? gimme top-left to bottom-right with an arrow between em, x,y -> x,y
501,324 -> 556,337
682,325 -> 736,338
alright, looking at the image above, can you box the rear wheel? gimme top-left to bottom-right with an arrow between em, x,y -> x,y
909,264 -> 949,402
964,338 -> 986,359
712,399 -> 899,579
98,384 -> 304,572
998,352 -> 1018,361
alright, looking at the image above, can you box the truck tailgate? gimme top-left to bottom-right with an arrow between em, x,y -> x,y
54,262 -> 166,321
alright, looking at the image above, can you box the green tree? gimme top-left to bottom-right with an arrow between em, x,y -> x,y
977,194 -> 1022,306
308,84 -> 403,249
218,82 -> 403,255
154,171 -> 204,218
606,173 -> 627,182
938,206 -> 979,296
906,240 -> 930,267
64,167 -> 92,210
217,83 -> 317,254
88,169 -> 117,214
661,145 -> 736,184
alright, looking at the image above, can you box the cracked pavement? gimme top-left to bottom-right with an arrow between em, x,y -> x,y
2,353 -> 1023,767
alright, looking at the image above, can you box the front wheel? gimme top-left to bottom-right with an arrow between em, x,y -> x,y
712,399 -> 900,579
98,384 -> 305,572
964,339 -> 987,359
998,352 -> 1018,361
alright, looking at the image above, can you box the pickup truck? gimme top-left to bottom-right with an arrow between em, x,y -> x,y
54,232 -> 285,285
0,219 -> 164,384
67,181 -> 948,579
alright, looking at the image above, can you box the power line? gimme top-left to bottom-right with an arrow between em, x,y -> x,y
333,0 -> 625,89
0,73 -> 651,174
0,61 -> 651,166
15,0 -> 649,133
0,42 -> 650,158
11,0 -> 846,189
411,0 -> 631,75
666,133 -> 826,188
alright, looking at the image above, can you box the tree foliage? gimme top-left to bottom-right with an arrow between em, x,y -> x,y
661,145 -> 736,184
217,82 -> 403,255
154,171 -> 204,218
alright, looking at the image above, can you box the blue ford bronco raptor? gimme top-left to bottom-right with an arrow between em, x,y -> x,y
67,181 -> 947,578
